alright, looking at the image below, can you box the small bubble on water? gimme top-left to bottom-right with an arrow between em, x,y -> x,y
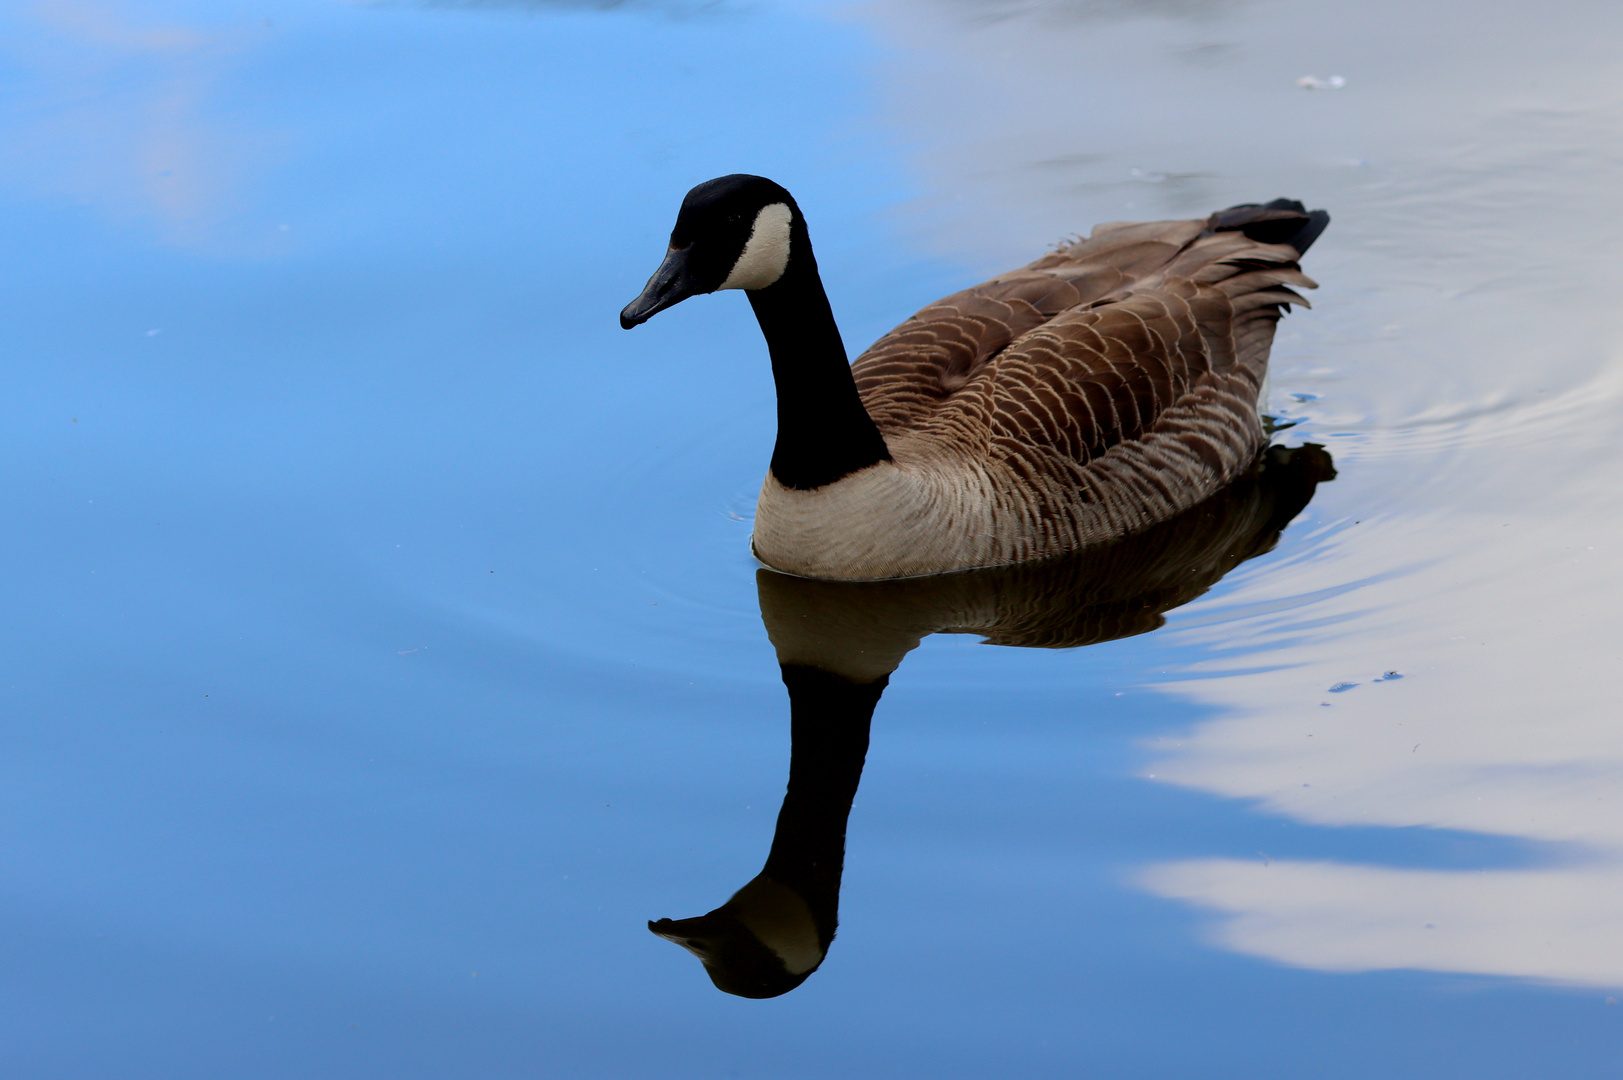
1290,392 -> 1320,403
1377,670 -> 1404,681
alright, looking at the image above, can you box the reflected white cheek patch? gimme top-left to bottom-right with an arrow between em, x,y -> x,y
720,202 -> 793,290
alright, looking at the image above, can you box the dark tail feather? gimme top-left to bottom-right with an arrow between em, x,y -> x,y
1210,198 -> 1331,255
1285,208 -> 1331,255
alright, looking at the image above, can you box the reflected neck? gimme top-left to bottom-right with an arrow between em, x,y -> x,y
645,662 -> 888,998
747,247 -> 891,491
762,663 -> 888,947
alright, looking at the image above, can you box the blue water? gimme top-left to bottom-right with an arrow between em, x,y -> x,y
7,1 -> 1623,1075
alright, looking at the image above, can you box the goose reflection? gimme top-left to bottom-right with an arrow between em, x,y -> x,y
649,443 -> 1336,997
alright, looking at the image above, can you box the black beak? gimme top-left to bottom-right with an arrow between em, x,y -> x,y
620,246 -> 701,329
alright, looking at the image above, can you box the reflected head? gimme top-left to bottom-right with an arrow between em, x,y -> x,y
649,873 -> 827,998
648,910 -> 815,999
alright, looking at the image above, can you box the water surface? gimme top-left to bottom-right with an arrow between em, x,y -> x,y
5,0 -> 1623,1075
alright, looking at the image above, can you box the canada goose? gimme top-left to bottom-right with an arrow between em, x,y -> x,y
622,175 -> 1328,580
649,444 -> 1335,997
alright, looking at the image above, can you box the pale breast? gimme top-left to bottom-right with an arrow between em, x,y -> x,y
750,448 -> 1002,580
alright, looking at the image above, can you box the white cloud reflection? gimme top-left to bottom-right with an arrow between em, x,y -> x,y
1137,482 -> 1623,987
1140,862 -> 1623,986
856,0 -> 1623,988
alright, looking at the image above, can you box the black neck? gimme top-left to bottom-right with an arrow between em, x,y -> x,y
747,243 -> 891,491
764,664 -> 888,946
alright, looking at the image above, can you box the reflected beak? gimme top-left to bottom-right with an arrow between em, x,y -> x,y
648,916 -> 713,956
620,246 -> 700,329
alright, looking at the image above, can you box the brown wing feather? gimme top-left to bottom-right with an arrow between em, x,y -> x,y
851,212 -> 1317,498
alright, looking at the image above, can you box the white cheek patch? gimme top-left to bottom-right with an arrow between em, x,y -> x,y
719,202 -> 793,291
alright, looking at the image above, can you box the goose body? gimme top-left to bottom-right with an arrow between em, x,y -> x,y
622,175 -> 1328,580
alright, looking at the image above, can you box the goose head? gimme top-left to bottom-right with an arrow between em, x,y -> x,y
620,174 -> 800,329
